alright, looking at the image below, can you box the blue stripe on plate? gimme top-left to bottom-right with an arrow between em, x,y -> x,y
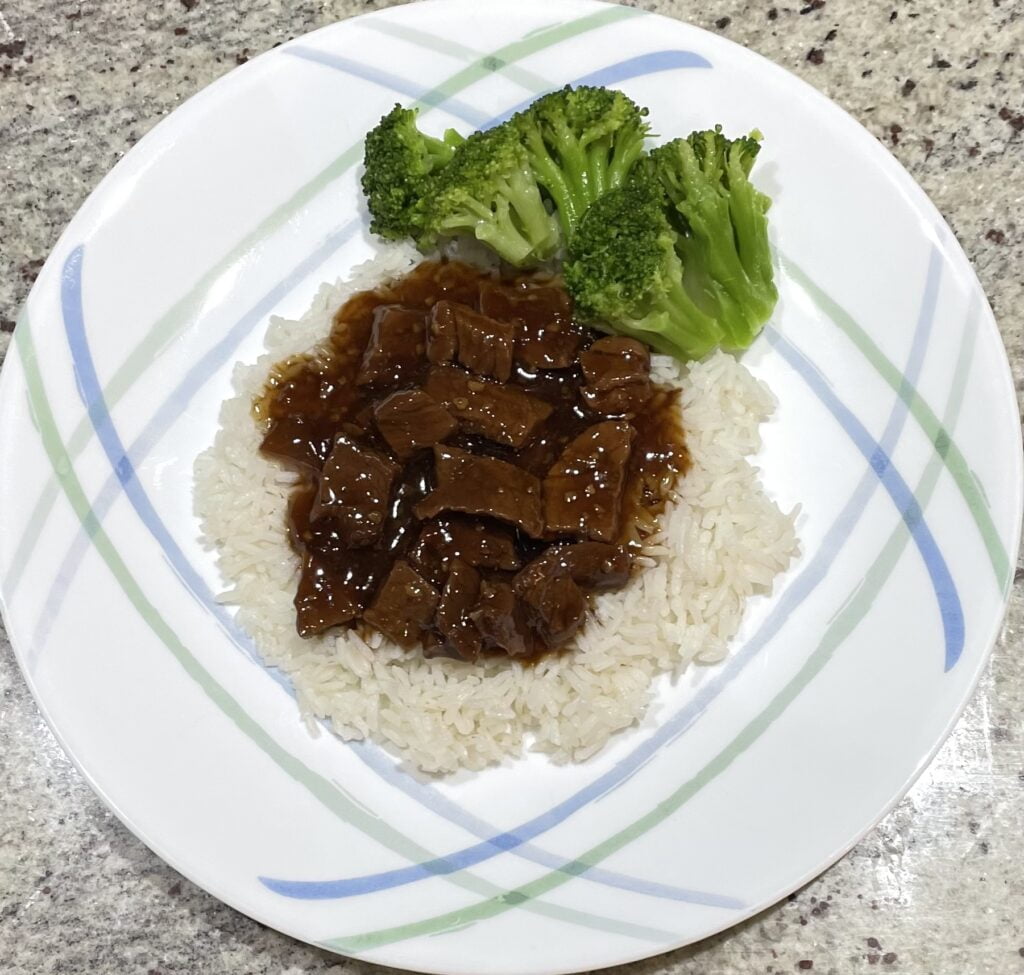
285,46 -> 492,129
485,50 -> 712,126
768,324 -> 964,670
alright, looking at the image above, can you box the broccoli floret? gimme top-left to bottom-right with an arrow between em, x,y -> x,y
646,127 -> 777,349
564,178 -> 725,359
512,85 -> 651,236
415,124 -> 561,267
361,104 -> 464,240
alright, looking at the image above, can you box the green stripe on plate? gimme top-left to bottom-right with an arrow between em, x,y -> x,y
323,305 -> 980,954
12,313 -> 674,946
362,17 -> 554,91
2,2 -> 639,598
782,254 -> 1010,594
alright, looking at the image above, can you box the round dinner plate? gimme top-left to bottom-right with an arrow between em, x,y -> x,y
1,2 -> 1020,972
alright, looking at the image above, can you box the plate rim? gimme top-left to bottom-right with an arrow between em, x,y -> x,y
1,1 -> 1021,972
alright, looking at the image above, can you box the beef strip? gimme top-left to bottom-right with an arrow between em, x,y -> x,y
348,403 -> 379,440
373,388 -> 457,458
580,336 -> 653,416
261,414 -> 335,472
522,541 -> 633,591
426,301 -> 458,365
420,630 -> 451,660
294,552 -> 363,638
469,580 -> 536,657
435,559 -> 483,660
454,305 -> 516,382
291,483 -> 402,639
410,515 -> 521,587
514,554 -> 586,648
356,305 -> 426,387
428,300 -> 516,382
311,434 -> 400,546
417,260 -> 486,308
479,281 -> 582,369
543,420 -> 635,542
517,323 -> 583,372
424,365 -> 552,448
559,541 -> 633,589
363,560 -> 439,649
415,444 -> 545,537
581,336 -> 651,389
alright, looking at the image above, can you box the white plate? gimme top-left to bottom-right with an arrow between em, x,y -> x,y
1,2 -> 1020,973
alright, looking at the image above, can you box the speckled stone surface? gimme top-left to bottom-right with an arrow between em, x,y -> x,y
1,0 -> 1022,972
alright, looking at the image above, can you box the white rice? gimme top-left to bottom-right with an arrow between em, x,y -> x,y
194,243 -> 799,773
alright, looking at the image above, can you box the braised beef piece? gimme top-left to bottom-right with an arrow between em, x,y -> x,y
410,515 -> 521,588
294,552 -> 363,637
470,580 -> 536,657
349,403 -> 379,439
287,483 -> 340,559
519,325 -> 583,372
561,541 -> 632,589
259,260 -> 687,659
428,300 -> 516,382
522,541 -> 632,591
373,389 -> 457,458
356,306 -> 426,387
427,302 -> 458,365
544,420 -> 635,542
425,365 -> 552,448
415,444 -> 545,538
479,281 -> 582,370
456,307 -> 516,382
421,631 -> 451,660
363,560 -> 439,649
580,336 -> 653,416
435,559 -> 483,660
514,555 -> 586,648
311,434 -> 399,546
421,260 -> 486,308
288,483 -> 402,639
290,482 -> 397,637
581,336 -> 651,388
261,414 -> 335,472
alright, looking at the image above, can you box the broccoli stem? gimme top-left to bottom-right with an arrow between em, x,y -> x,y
521,129 -> 579,236
586,142 -> 609,201
607,132 -> 646,191
433,166 -> 555,267
433,198 -> 531,266
726,150 -> 775,300
505,165 -> 558,255
475,217 -> 535,266
655,267 -> 725,359
551,119 -> 591,210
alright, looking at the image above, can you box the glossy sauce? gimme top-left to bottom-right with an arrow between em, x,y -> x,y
255,260 -> 688,656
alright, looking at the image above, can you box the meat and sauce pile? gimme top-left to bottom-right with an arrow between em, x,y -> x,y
255,261 -> 687,662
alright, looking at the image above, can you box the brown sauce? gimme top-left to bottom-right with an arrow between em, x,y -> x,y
255,260 -> 688,661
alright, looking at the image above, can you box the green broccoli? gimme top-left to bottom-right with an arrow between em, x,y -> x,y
564,177 -> 725,360
645,127 -> 777,349
512,86 -> 651,236
414,123 -> 561,267
361,104 -> 464,240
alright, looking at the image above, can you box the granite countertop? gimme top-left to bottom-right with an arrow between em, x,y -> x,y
1,0 -> 1022,972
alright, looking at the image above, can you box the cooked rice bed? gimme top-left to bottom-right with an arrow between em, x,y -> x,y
194,244 -> 798,773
